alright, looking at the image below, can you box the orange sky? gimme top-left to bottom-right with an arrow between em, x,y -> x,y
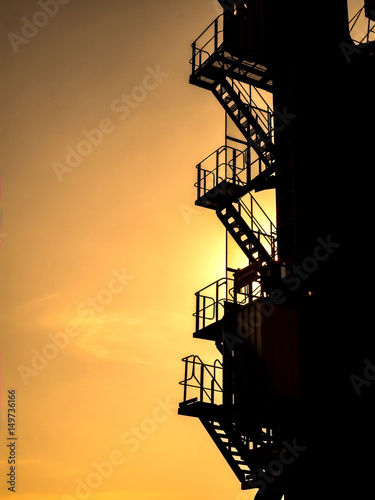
0,0 -> 366,499
0,1 -> 253,499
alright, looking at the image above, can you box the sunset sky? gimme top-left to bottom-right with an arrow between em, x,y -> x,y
0,1 -> 366,499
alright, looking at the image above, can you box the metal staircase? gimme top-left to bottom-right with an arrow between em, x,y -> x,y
216,201 -> 273,263
186,9 -> 279,305
179,399 -> 254,489
186,0 -> 279,343
179,3 -> 283,494
190,14 -> 273,92
190,14 -> 277,204
200,412 -> 254,486
213,79 -> 274,159
178,355 -> 282,491
211,82 -> 276,190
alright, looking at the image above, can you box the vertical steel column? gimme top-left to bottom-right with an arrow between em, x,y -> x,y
195,293 -> 200,333
183,358 -> 188,402
192,41 -> 196,74
200,363 -> 204,402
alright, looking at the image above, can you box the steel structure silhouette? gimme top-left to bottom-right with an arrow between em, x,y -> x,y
178,2 -> 375,498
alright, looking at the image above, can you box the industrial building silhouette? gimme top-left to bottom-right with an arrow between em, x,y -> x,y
178,1 -> 375,498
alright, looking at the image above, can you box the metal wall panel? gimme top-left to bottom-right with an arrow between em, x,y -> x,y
230,299 -> 300,405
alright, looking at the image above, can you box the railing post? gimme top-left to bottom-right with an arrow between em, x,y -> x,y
183,358 -> 188,402
195,293 -> 200,332
200,363 -> 204,402
246,148 -> 251,186
197,163 -> 201,200
192,41 -> 196,73
250,195 -> 254,231
216,280 -> 219,324
206,295 -> 207,328
216,148 -> 219,189
214,17 -> 218,52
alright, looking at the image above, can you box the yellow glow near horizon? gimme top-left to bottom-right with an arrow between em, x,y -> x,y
0,3 -> 245,499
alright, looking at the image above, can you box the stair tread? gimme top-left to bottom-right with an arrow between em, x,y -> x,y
199,413 -> 282,490
212,81 -> 275,171
216,204 -> 271,263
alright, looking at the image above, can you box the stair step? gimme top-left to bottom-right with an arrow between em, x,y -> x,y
211,79 -> 276,179
198,413 -> 279,490
216,203 -> 271,263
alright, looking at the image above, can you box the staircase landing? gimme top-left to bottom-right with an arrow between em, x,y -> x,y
196,180 -> 248,209
190,46 -> 273,93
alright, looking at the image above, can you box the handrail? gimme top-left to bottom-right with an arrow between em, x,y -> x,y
239,197 -> 277,259
194,277 -> 250,332
231,79 -> 273,136
240,195 -> 276,235
191,15 -> 224,74
191,14 -> 224,49
194,277 -> 229,332
252,85 -> 273,117
195,145 -> 248,201
196,144 -> 232,166
195,143 -> 277,203
179,354 -> 223,404
195,276 -> 228,295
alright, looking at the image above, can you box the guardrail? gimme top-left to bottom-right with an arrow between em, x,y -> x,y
179,354 -> 223,404
195,146 -> 248,201
191,15 -> 224,74
194,277 -> 250,332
